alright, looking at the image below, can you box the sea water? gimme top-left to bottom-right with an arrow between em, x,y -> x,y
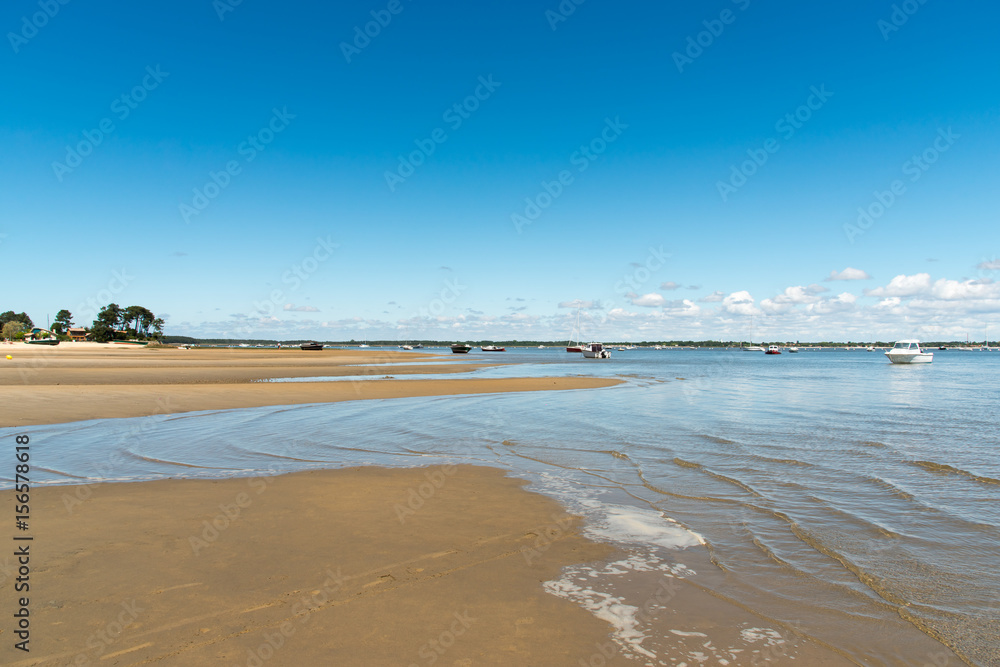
4,348 -> 998,665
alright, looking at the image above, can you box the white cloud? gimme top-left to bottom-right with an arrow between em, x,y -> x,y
663,299 -> 700,316
771,285 -> 827,305
660,281 -> 681,290
826,267 -> 872,281
283,304 -> 320,312
977,259 -> 1000,271
865,273 -> 933,298
863,274 -> 999,301
631,293 -> 666,307
930,277 -> 1000,300
558,300 -> 599,309
699,291 -> 724,303
805,292 -> 858,314
722,290 -> 757,315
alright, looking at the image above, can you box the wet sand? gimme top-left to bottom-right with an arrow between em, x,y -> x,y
0,344 -> 856,664
2,467 -> 632,666
0,345 -> 618,427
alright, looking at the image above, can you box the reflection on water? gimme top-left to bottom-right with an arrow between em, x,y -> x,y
4,349 -> 998,664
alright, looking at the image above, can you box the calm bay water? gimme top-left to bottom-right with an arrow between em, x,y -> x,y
4,348 -> 998,665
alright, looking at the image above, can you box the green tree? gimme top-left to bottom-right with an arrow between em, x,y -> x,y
52,309 -> 73,334
136,307 -> 155,338
89,322 -> 114,343
96,304 -> 122,329
122,305 -> 145,336
2,321 -> 25,340
0,311 -> 33,330
151,317 -> 165,340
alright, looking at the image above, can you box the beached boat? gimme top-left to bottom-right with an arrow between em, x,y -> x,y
300,342 -> 324,351
480,345 -> 505,352
885,340 -> 933,364
450,343 -> 472,353
582,343 -> 611,359
25,337 -> 59,345
766,345 -> 782,355
400,344 -> 413,350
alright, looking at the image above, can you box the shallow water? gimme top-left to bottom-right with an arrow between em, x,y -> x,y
4,348 -> 998,665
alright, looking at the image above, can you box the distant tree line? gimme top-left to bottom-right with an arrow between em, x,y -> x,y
1,305 -> 164,342
89,304 -> 164,342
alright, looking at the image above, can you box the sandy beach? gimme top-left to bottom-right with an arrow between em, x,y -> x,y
3,467 -> 636,666
0,344 -> 859,665
0,344 -> 619,427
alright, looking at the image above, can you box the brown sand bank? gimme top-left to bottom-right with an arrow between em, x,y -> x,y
1,345 -> 491,385
2,466 -> 634,666
0,345 -> 620,427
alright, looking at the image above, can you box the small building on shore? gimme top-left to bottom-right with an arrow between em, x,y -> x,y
68,327 -> 90,342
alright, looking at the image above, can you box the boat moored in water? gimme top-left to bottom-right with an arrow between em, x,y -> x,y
582,343 -> 611,359
766,345 -> 782,355
450,343 -> 472,353
885,340 -> 933,364
480,345 -> 505,352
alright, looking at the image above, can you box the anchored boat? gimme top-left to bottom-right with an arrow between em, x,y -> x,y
582,343 -> 611,359
885,340 -> 933,364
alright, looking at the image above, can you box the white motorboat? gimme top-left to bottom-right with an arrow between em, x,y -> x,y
787,346 -> 799,353
885,340 -> 933,364
582,343 -> 611,359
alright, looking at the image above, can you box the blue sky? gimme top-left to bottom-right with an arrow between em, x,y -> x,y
2,1 -> 998,342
